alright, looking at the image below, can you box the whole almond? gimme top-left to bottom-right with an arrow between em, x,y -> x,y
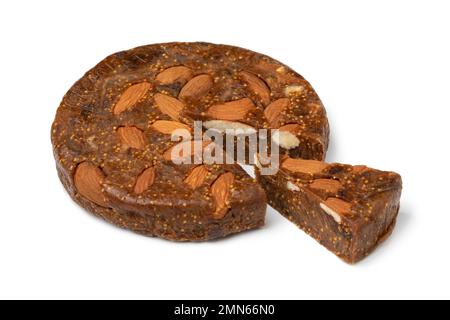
210,172 -> 234,219
264,98 -> 290,127
207,98 -> 256,121
151,120 -> 191,135
113,82 -> 151,115
184,165 -> 209,189
154,93 -> 184,121
156,66 -> 193,85
134,167 -> 156,194
281,158 -> 328,174
74,162 -> 107,207
310,179 -> 343,194
240,71 -> 271,105
179,74 -> 213,100
117,126 -> 147,149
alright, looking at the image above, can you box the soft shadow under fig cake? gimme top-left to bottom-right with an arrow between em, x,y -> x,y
51,42 -> 401,262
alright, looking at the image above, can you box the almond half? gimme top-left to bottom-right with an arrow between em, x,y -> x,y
134,167 -> 156,194
179,74 -> 213,100
203,120 -> 256,135
210,172 -> 234,219
74,162 -> 107,207
156,66 -> 193,85
320,198 -> 352,224
272,131 -> 299,150
281,158 -> 328,175
117,126 -> 147,149
264,98 -> 290,128
154,93 -> 184,121
113,82 -> 151,115
184,165 -> 209,189
310,179 -> 343,194
272,124 -> 302,150
207,98 -> 256,121
240,71 -> 271,105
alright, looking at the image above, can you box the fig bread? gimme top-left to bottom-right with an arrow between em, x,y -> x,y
51,42 -> 329,241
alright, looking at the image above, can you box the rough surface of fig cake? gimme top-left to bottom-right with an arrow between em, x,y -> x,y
257,158 -> 402,263
51,42 -> 329,241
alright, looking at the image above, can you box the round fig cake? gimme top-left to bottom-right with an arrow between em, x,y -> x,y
51,42 -> 329,241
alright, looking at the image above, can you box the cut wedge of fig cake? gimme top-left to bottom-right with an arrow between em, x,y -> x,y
256,157 -> 402,263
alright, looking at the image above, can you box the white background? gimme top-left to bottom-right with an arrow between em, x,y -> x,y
0,0 -> 449,300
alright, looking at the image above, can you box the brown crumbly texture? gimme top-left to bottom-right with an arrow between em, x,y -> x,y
51,42 -> 329,241
257,158 -> 402,263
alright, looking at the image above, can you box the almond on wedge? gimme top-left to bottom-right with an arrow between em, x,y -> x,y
240,71 -> 271,105
184,165 -> 209,189
117,126 -> 147,149
156,66 -> 193,85
207,98 -> 256,121
134,167 -> 156,194
320,198 -> 352,224
210,172 -> 234,219
179,74 -> 213,100
113,82 -> 151,115
310,179 -> 343,194
74,162 -> 108,207
154,93 -> 184,121
281,158 -> 328,175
